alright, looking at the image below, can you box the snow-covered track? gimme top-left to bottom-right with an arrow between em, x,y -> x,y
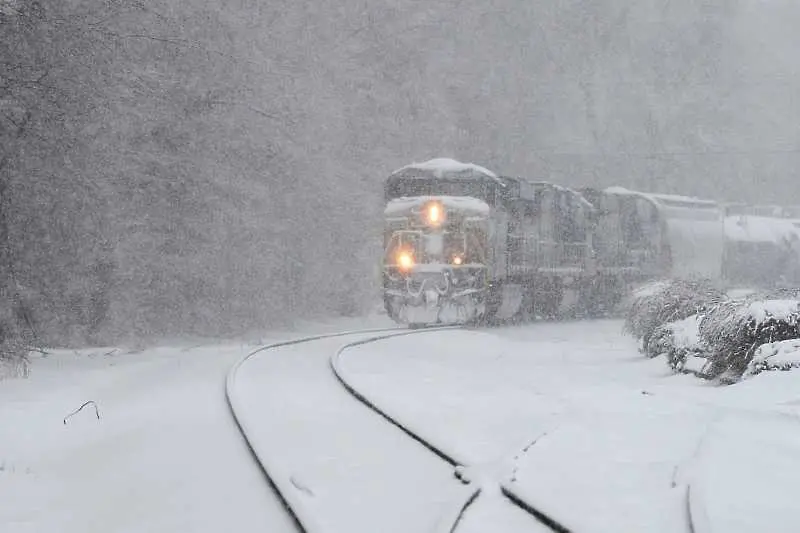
330,328 -> 462,464
225,327 -> 400,533
331,331 -> 573,533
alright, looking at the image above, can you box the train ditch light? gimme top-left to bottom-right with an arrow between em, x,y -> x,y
397,250 -> 415,271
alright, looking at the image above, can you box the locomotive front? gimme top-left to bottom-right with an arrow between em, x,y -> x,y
382,161 -> 496,325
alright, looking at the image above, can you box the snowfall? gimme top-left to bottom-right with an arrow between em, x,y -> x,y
3,316 -> 800,533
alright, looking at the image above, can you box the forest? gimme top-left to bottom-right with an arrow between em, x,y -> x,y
2,0 -> 799,351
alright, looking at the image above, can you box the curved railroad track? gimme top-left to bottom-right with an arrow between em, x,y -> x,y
225,327 -> 401,533
330,330 -> 574,533
228,324 -> 701,533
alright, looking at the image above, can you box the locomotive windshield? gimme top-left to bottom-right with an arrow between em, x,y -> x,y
384,227 -> 487,267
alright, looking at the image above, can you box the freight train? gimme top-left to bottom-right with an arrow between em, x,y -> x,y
382,158 -> 800,326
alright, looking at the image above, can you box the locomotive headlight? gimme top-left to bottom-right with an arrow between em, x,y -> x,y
397,251 -> 414,271
452,256 -> 463,266
424,201 -> 445,226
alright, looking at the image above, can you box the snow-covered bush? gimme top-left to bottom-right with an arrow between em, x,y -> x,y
623,279 -> 725,350
700,298 -> 800,379
743,339 -> 800,377
645,314 -> 712,375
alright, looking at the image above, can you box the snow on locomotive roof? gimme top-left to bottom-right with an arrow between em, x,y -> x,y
384,195 -> 491,216
604,186 -> 719,209
392,158 -> 501,182
525,179 -> 594,210
725,215 -> 800,244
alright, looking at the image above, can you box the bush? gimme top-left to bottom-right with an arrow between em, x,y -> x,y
624,279 -> 725,350
743,339 -> 800,377
699,297 -> 800,379
645,314 -> 712,374
644,315 -> 706,362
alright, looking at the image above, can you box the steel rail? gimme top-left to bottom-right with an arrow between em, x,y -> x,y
225,327 -> 402,533
331,330 -> 575,533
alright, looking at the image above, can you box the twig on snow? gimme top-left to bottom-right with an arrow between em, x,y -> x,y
63,401 -> 100,425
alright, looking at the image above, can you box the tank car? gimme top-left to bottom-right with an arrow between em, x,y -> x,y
382,158 -> 592,325
580,186 -> 725,312
722,213 -> 800,288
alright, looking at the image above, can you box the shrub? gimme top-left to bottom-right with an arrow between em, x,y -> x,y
645,314 -> 712,373
624,279 -> 725,350
743,339 -> 800,377
700,297 -> 800,379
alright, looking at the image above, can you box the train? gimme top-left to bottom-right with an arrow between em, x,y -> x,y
381,158 -> 800,326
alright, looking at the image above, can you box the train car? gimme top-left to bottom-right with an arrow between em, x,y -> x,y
382,158 -> 592,325
723,214 -> 800,288
580,186 -> 725,311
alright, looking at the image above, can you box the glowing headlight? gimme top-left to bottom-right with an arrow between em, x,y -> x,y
452,256 -> 463,266
424,201 -> 445,226
397,251 -> 414,271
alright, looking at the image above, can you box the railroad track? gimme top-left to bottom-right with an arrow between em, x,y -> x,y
227,325 -> 700,533
225,327 -> 402,532
331,330 -> 573,533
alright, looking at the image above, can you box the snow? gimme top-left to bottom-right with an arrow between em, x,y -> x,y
652,313 -> 711,375
454,489 -> 551,533
745,338 -> 800,376
392,158 -> 500,181
688,415 -> 800,533
229,331 -> 466,533
0,342 -> 297,533
336,320 -> 800,532
667,314 -> 703,349
681,353 -> 712,374
631,280 -> 672,299
725,215 -> 800,244
531,180 -> 595,210
5,317 -> 800,533
384,195 -> 491,217
744,299 -> 800,323
604,186 -> 719,208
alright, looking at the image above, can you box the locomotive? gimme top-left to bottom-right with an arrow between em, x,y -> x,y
382,158 -> 730,326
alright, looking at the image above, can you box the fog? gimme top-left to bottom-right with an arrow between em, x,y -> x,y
1,0 -> 799,345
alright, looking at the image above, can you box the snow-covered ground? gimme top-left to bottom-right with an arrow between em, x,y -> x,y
339,320 -> 800,532
4,317 -> 800,532
0,341 -> 297,533
230,331 -> 473,533
0,315 -> 391,533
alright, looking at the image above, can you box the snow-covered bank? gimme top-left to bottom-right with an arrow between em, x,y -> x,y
0,342 -> 296,533
0,314 -> 398,533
